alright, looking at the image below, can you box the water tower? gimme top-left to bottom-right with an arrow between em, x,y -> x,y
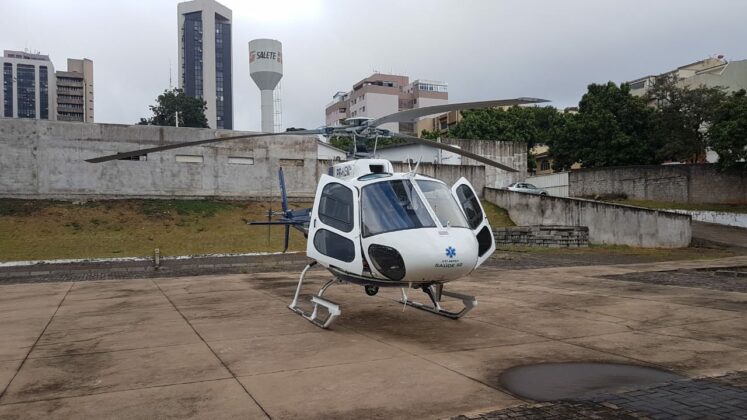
249,39 -> 283,133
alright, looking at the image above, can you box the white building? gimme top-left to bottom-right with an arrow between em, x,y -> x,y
325,73 -> 448,134
1,50 -> 56,121
317,140 -> 347,161
178,0 -> 233,129
628,56 -> 747,97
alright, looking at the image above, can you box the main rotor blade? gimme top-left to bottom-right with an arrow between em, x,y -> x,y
369,98 -> 549,127
390,132 -> 518,172
85,129 -> 325,163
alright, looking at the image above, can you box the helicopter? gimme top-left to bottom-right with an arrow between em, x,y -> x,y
86,97 -> 548,328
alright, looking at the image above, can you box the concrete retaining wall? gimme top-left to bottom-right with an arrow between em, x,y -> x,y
444,138 -> 527,188
484,188 -> 692,248
493,226 -> 589,248
0,119 -> 320,199
0,119 -> 496,200
569,164 -> 747,204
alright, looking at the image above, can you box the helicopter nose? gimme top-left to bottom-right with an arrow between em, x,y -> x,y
363,228 -> 480,283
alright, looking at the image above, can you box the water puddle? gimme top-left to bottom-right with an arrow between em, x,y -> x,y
500,362 -> 683,401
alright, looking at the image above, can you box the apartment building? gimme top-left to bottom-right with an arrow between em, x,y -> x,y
56,58 -> 94,122
628,56 -> 747,97
325,73 -> 448,134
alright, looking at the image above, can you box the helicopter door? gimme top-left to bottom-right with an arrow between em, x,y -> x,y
451,177 -> 495,268
306,175 -> 363,274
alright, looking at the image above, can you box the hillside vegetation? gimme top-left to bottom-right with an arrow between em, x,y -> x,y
0,198 -> 515,261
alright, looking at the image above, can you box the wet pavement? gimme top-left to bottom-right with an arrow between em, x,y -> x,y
499,362 -> 683,401
0,256 -> 746,418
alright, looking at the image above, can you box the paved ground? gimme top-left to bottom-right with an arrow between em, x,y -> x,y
692,221 -> 747,249
603,266 -> 747,293
0,256 -> 746,419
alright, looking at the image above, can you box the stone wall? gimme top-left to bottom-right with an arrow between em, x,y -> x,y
569,164 -> 747,204
484,188 -> 692,248
493,226 -> 589,248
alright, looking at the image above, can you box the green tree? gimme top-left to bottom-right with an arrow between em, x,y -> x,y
441,105 -> 562,171
710,89 -> 747,171
138,88 -> 208,128
645,75 -> 726,162
448,106 -> 558,149
548,82 -> 656,170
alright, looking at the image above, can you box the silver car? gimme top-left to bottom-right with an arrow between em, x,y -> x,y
506,182 -> 548,195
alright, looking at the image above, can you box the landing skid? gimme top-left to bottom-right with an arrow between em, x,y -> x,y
401,284 -> 477,319
288,262 -> 342,329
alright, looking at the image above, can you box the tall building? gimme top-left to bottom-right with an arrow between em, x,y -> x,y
1,50 -> 56,120
56,58 -> 94,122
325,73 -> 448,134
178,0 -> 233,129
628,56 -> 747,98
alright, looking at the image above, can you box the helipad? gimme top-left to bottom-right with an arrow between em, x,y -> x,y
0,257 -> 746,419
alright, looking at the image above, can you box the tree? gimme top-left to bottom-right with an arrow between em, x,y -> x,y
645,74 -> 726,163
447,105 -> 559,149
548,82 -> 657,170
439,105 -> 562,171
138,88 -> 208,128
710,89 -> 747,171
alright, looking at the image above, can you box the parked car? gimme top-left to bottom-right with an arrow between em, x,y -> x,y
506,182 -> 549,195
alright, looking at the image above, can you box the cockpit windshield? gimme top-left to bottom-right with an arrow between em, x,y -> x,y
416,180 -> 469,228
361,180 -> 436,237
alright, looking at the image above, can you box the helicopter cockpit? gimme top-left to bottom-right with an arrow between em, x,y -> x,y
307,162 -> 495,286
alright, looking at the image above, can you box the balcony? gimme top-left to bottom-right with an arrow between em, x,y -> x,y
57,96 -> 83,105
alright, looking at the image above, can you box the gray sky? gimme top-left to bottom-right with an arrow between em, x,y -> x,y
2,0 -> 746,131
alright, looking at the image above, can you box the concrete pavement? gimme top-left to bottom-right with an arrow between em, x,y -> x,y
0,256 -> 746,419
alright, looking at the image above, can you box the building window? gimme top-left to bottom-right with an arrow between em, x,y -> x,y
39,66 -> 48,120
540,160 -> 551,172
279,158 -> 304,167
214,14 -> 232,129
228,156 -> 254,165
16,64 -> 35,119
3,63 -> 11,117
183,12 -> 203,99
175,154 -> 204,163
417,82 -> 447,93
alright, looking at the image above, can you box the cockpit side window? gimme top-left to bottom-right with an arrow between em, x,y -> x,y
319,182 -> 354,232
361,180 -> 435,237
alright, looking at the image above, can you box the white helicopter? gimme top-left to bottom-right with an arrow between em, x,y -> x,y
87,97 -> 547,328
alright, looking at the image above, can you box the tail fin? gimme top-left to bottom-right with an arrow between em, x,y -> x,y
278,167 -> 289,214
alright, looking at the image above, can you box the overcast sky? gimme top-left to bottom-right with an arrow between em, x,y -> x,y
2,0 -> 746,131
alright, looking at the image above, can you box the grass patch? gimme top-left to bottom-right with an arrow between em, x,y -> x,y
483,201 -> 515,228
0,199 -> 312,261
609,199 -> 747,214
138,199 -> 240,218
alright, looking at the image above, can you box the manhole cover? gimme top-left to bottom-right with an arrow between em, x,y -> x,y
500,362 -> 683,401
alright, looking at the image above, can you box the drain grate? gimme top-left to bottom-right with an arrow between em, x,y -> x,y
499,362 -> 683,401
